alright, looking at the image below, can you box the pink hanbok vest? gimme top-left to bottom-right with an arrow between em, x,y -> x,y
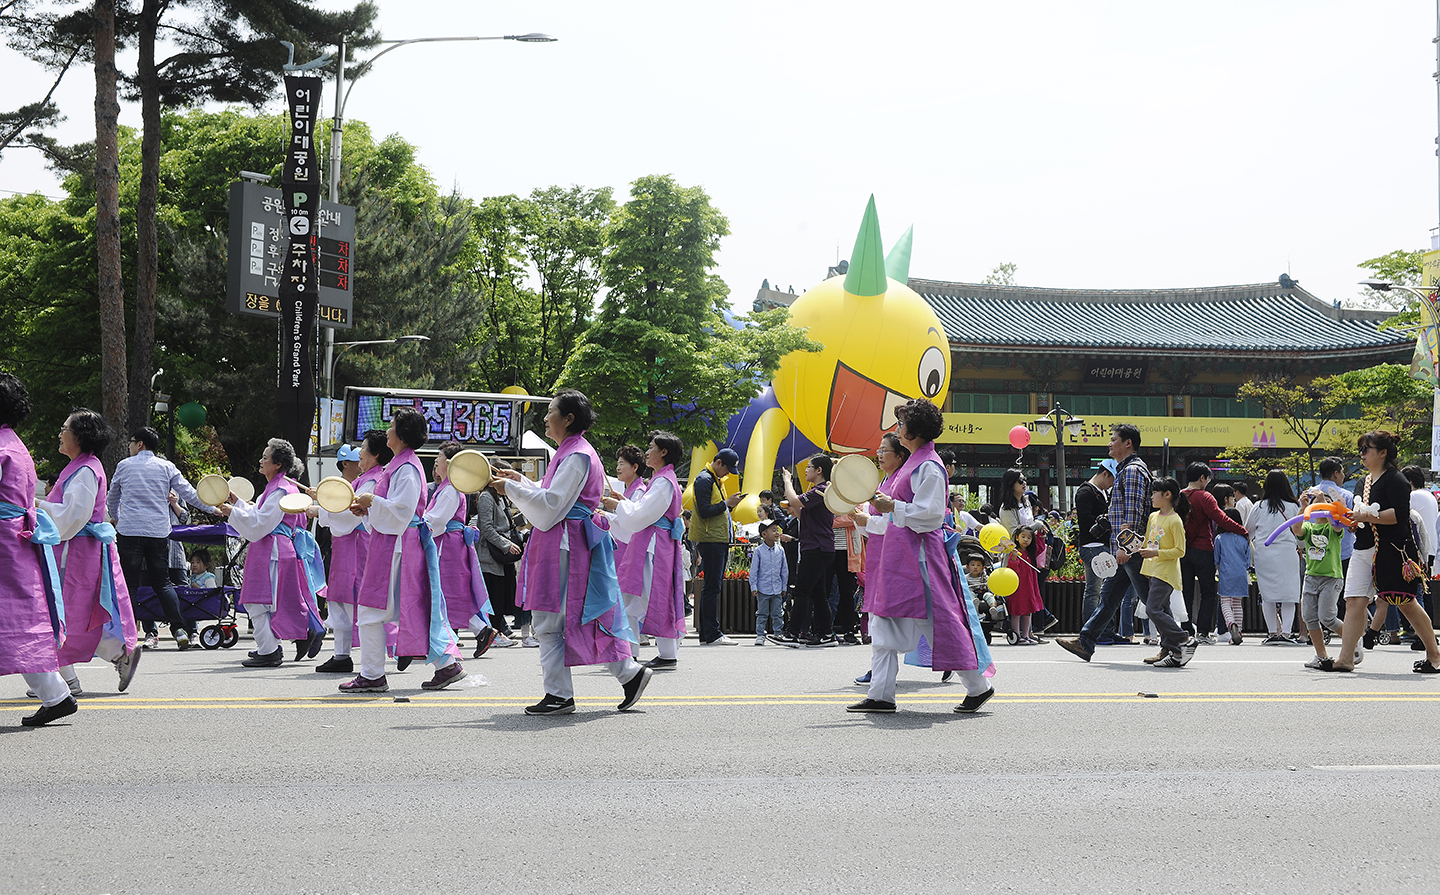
616,465 -> 686,640
357,451 -> 460,662
237,474 -> 313,640
859,470 -> 902,613
873,443 -> 979,672
611,477 -> 645,577
49,454 -> 137,664
325,466 -> 382,608
430,481 -> 491,630
0,426 -> 59,675
517,432 -> 631,666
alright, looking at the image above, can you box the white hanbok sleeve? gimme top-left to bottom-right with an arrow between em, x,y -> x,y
505,454 -> 590,533
862,503 -> 890,536
319,479 -> 371,536
38,466 -> 98,541
227,487 -> 285,543
608,478 -> 672,544
891,463 -> 947,533
367,465 -> 422,537
423,483 -> 461,538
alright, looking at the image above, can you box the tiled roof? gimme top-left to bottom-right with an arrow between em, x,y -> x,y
912,280 -> 1411,356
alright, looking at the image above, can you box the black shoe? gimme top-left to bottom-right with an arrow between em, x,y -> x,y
524,694 -> 576,716
1363,628 -> 1377,650
846,698 -> 897,713
1041,615 -> 1059,633
767,633 -> 802,648
618,667 -> 653,711
21,696 -> 78,727
643,656 -> 678,671
472,626 -> 497,659
954,688 -> 995,714
1411,638 -> 1428,651
841,632 -> 861,645
315,656 -> 354,674
397,656 -> 414,671
941,670 -> 954,683
241,649 -> 283,668
305,630 -> 326,659
292,641 -> 307,662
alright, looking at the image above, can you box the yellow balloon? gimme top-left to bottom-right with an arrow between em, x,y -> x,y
978,522 -> 1009,553
987,567 -> 1020,598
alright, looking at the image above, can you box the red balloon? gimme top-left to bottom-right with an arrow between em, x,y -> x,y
1008,425 -> 1031,449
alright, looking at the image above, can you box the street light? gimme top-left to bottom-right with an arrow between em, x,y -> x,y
320,31 -> 557,397
1362,278 -> 1440,474
328,335 -> 431,398
1031,402 -> 1085,512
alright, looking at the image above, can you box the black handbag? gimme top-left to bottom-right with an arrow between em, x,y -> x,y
487,505 -> 525,565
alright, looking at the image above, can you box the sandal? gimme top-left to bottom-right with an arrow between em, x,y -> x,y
1413,660 -> 1440,674
1316,658 -> 1353,672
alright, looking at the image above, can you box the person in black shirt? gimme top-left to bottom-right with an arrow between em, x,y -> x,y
1325,430 -> 1440,672
1074,460 -> 1116,625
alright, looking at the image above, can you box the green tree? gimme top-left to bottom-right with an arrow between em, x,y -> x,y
1236,375 -> 1357,481
1357,248 -> 1425,317
983,262 -> 1017,286
558,175 -> 819,455
1330,363 -> 1433,464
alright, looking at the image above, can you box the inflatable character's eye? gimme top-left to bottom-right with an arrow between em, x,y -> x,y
918,346 -> 945,398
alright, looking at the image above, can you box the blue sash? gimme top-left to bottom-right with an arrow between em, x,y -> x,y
0,501 -> 66,644
411,514 -> 455,666
76,521 -> 124,643
654,514 -> 686,541
566,503 -> 635,643
275,523 -> 327,634
445,519 -> 495,618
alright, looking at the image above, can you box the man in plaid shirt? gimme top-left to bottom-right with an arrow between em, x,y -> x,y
1058,424 -> 1152,661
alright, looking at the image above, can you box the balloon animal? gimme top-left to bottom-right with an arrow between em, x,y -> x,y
686,196 -> 952,524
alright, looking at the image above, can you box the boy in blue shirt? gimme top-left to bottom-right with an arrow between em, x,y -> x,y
750,520 -> 789,646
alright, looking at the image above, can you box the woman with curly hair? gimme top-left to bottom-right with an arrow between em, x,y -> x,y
848,398 -> 994,715
0,372 -> 77,726
37,408 -> 140,694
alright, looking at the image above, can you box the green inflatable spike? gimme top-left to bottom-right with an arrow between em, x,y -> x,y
843,195 -> 887,297
884,225 -> 913,284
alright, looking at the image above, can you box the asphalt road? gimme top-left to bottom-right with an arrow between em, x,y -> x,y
4,632 -> 1440,895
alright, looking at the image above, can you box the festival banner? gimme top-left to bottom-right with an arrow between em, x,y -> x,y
940,412 -> 1327,450
277,75 -> 322,461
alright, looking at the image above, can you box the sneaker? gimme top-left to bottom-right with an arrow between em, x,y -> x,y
1041,615 -> 1060,633
699,635 -> 738,646
521,636 -> 540,648
1304,655 -> 1326,669
1204,633 -> 1219,645
1143,636 -> 1160,647
841,632 -> 861,645
524,694 -> 576,715
643,656 -> 678,671
62,677 -> 82,696
1142,651 -> 1167,665
637,634 -> 652,647
1263,633 -> 1285,644
114,647 -> 141,692
1153,653 -> 1183,668
854,670 -> 872,685
807,635 -> 839,648
754,635 -> 766,647
491,634 -> 516,649
954,687 -> 995,714
1229,623 -> 1243,645
421,662 -> 467,690
1354,647 -> 1364,665
1056,638 -> 1093,662
315,656 -> 354,674
618,667 -> 653,711
339,674 -> 389,693
174,629 -> 191,651
141,633 -> 159,650
846,698 -> 897,713
1179,641 -> 1199,666
1363,628 -> 1378,650
20,695 -> 78,727
472,626 -> 497,659
767,633 -> 802,648
240,649 -> 283,668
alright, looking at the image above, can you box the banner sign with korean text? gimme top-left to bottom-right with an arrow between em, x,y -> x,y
226,181 -> 354,328
940,412 -> 1325,450
1081,360 -> 1148,384
277,75 -> 321,460
341,387 -> 547,454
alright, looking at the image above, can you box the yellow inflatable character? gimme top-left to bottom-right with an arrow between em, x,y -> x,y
686,196 -> 950,526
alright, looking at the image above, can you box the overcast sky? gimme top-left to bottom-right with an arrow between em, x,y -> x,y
2,0 -> 1438,311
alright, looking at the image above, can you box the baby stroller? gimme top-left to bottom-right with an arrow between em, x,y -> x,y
132,523 -> 244,649
956,534 -> 1009,645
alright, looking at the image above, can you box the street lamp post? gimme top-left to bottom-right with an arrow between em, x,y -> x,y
1359,278 -> 1440,472
320,31 -> 557,400
1031,403 -> 1085,512
327,335 -> 431,401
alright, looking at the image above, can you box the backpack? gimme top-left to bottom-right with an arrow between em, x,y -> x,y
1046,529 -> 1068,571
